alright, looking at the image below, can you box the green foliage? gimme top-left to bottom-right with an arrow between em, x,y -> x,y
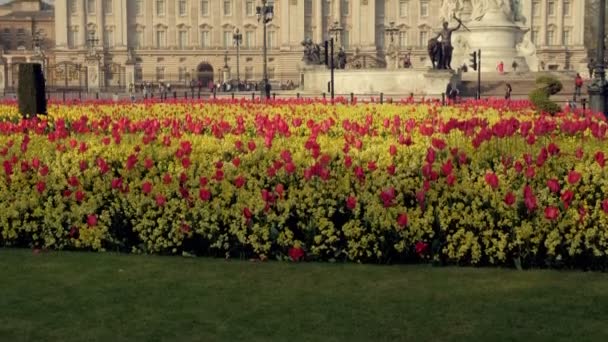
529,75 -> 563,115
18,63 -> 47,118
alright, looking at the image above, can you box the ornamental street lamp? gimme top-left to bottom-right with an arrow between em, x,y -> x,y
328,21 -> 343,47
257,0 -> 274,99
233,28 -> 242,91
384,21 -> 399,45
589,0 -> 608,117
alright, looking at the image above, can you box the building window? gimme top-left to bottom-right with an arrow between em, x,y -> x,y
87,0 -> 96,14
17,28 -> 25,36
223,30 -> 232,48
104,0 -> 113,14
342,30 -> 349,48
179,67 -> 188,82
245,66 -> 253,80
135,31 -> 144,48
563,1 -> 571,16
532,1 -> 540,16
419,31 -> 427,47
246,0 -> 255,16
179,30 -> 188,49
135,0 -> 143,16
323,0 -> 331,17
420,1 -> 429,17
156,30 -> 166,48
342,0 -> 349,16
69,0 -> 77,14
399,0 -> 408,17
103,28 -> 114,47
531,28 -> 539,44
179,0 -> 187,16
201,0 -> 209,16
156,66 -> 165,81
562,29 -> 571,46
546,29 -> 554,45
268,67 -> 275,80
547,1 -> 555,16
223,0 -> 232,16
267,30 -> 276,49
156,0 -> 165,16
245,30 -> 254,48
399,31 -> 408,47
68,27 -> 78,48
200,30 -> 210,48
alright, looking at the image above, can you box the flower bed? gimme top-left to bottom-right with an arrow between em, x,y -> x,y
1,99 -> 607,268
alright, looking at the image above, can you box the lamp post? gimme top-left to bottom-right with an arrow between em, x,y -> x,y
589,0 -> 607,116
233,28 -> 242,91
256,0 -> 274,100
328,21 -> 342,46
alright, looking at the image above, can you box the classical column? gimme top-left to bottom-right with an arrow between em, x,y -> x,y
540,0 -> 547,46
280,0 -> 290,47
81,0 -> 87,48
96,0 -> 105,48
557,0 -> 564,47
55,0 -> 69,48
315,0 -> 323,42
120,0 -> 128,47
360,0 -> 375,51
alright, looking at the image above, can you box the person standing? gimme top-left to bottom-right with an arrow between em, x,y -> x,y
588,59 -> 595,79
505,83 -> 512,100
574,73 -> 584,100
497,61 -> 505,75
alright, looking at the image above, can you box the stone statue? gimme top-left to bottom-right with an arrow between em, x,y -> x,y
428,38 -> 443,69
433,18 -> 463,70
471,0 -> 513,21
440,0 -> 463,23
337,47 -> 347,69
301,38 -> 322,65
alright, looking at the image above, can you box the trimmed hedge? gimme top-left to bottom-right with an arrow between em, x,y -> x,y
18,63 -> 47,118
529,75 -> 563,115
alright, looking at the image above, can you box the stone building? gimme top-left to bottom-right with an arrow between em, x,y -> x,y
0,0 -> 55,91
50,0 -> 587,90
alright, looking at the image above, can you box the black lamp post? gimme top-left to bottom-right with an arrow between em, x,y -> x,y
589,0 -> 608,116
256,0 -> 274,99
233,28 -> 242,91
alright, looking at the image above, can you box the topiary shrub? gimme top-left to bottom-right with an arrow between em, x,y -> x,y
529,75 -> 562,115
18,63 -> 47,119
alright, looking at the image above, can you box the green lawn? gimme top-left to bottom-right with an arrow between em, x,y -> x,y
1,249 -> 608,342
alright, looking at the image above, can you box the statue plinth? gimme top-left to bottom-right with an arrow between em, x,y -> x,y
454,9 -> 529,73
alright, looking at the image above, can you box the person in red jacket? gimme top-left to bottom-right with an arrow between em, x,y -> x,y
574,73 -> 584,100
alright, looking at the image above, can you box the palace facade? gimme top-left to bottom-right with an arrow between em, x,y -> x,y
47,0 -> 588,89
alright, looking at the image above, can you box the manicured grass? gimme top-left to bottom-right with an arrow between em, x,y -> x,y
1,249 -> 608,342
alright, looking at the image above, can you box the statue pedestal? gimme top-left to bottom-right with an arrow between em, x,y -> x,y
301,67 -> 460,96
455,10 -> 529,73
86,56 -> 103,92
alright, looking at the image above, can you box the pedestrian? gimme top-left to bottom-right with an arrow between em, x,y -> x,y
265,82 -> 272,99
143,83 -> 148,99
574,73 -> 583,100
497,61 -> 504,75
505,83 -> 512,100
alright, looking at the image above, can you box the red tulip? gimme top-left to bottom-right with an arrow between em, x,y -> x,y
234,175 -> 246,188
525,166 -> 535,179
199,188 -> 211,202
567,170 -> 581,185
426,148 -> 436,164
87,214 -> 97,227
63,189 -> 72,198
243,207 -> 253,220
602,199 -> 608,214
144,158 -> 154,170
547,179 -> 560,194
415,241 -> 429,255
181,157 -> 191,169
75,190 -> 85,203
232,157 -> 241,167
367,161 -> 377,171
544,206 -> 559,221
285,162 -> 296,174
215,161 -> 224,169
142,181 -> 153,195
561,190 -> 574,209
485,172 -> 499,189
155,194 -> 166,207
162,173 -> 172,184
387,164 -> 396,175
575,147 -> 584,159
79,160 -> 88,172
199,177 -> 208,187
578,206 -> 587,222
36,181 -> 46,194
344,155 -> 352,168
111,178 -> 123,189
214,169 -> 224,181
432,138 -> 446,150
275,183 -> 285,199
441,160 -> 453,176
397,213 -> 408,228
595,152 -> 606,168
247,140 -> 256,152
346,196 -> 357,210
31,157 -> 40,170
68,176 -> 80,188
504,192 -> 516,206
446,174 -> 456,186
380,187 -> 396,208
39,165 -> 49,176
389,145 -> 397,156
288,247 -> 305,262
514,161 -> 523,173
